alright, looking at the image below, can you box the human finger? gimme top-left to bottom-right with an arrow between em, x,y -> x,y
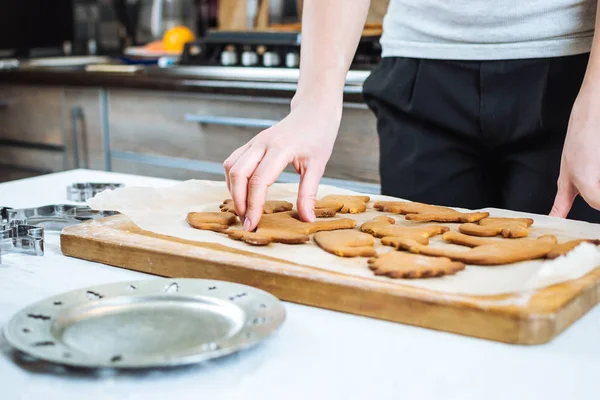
550,175 -> 578,218
243,150 -> 292,231
228,146 -> 266,218
296,162 -> 324,222
223,143 -> 251,193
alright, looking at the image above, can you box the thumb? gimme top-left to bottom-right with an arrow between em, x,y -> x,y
550,175 -> 578,218
296,163 -> 323,222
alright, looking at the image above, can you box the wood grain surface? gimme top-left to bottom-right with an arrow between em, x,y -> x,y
0,85 -> 63,145
218,0 -> 247,30
108,89 -> 379,183
61,215 -> 600,345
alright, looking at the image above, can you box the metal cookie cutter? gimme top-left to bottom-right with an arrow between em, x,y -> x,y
66,182 -> 124,202
0,220 -> 44,264
6,205 -> 118,231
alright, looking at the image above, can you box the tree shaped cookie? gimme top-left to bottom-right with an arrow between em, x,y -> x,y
373,201 -> 489,223
187,211 -> 237,232
459,217 -> 534,238
320,195 -> 370,214
220,199 -> 293,215
227,211 -> 357,246
313,230 -> 376,257
368,251 -> 465,279
546,239 -> 600,259
385,232 -> 558,265
360,216 -> 449,244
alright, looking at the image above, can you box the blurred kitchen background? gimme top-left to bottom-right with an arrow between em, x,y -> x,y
0,0 -> 388,194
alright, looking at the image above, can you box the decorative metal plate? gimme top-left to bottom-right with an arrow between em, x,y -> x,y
4,279 -> 286,369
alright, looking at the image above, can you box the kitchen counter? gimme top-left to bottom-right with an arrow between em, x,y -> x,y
1,169 -> 599,400
0,65 -> 368,102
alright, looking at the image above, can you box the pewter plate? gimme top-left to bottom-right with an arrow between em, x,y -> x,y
4,279 -> 285,369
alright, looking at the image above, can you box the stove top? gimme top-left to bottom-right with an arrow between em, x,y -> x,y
181,31 -> 381,70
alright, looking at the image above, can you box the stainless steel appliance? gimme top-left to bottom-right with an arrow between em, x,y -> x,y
135,0 -> 197,43
181,30 -> 381,70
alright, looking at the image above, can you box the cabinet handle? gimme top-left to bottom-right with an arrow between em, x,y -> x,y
184,114 -> 278,129
70,107 -> 89,169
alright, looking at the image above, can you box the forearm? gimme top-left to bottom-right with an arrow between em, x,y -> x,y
580,6 -> 600,95
293,0 -> 371,109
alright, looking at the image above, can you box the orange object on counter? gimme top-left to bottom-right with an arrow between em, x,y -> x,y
162,26 -> 196,53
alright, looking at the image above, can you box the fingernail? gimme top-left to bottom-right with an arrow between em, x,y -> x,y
307,210 -> 316,222
243,217 -> 252,231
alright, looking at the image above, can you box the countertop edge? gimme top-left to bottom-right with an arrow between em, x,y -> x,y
0,70 -> 367,102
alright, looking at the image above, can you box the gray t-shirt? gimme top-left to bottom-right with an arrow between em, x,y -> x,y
381,0 -> 597,60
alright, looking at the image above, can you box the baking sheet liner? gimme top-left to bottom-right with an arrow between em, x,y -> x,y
87,180 -> 600,298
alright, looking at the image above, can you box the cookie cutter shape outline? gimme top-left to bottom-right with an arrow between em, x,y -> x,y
0,220 -> 44,264
66,182 -> 124,202
7,204 -> 118,228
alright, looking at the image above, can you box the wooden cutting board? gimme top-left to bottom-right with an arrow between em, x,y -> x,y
60,215 -> 600,345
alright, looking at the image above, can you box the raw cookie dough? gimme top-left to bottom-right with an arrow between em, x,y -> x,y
314,199 -> 344,218
459,217 -> 534,238
187,211 -> 237,232
360,216 -> 449,244
368,251 -> 465,279
219,199 -> 293,215
320,195 -> 370,214
385,232 -> 558,265
374,201 -> 489,223
313,230 -> 376,257
227,211 -> 357,246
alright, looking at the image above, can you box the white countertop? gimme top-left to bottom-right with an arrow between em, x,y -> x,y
1,169 -> 599,400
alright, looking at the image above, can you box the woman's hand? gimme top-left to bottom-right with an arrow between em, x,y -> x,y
223,100 -> 342,231
550,90 -> 600,217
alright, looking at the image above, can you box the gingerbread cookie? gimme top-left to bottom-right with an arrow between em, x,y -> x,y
226,211 -> 357,246
368,251 -> 465,279
546,239 -> 600,259
187,211 -> 237,233
374,201 -> 489,223
313,230 -> 376,257
314,199 -> 344,218
360,216 -> 449,245
388,234 -> 558,265
219,199 -> 293,215
320,195 -> 370,214
439,231 -> 498,247
459,217 -> 534,238
227,228 -> 309,246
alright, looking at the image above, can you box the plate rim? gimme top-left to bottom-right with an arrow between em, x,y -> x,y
4,278 -> 286,369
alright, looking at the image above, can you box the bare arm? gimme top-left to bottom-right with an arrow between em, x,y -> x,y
223,0 -> 371,231
551,6 -> 600,216
293,0 -> 371,109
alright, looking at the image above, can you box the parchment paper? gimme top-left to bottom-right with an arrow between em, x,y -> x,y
87,180 -> 600,297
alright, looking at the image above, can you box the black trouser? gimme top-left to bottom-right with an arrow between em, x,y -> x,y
362,54 -> 600,223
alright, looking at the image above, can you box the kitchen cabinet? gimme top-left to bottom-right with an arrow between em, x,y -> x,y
62,88 -> 105,171
107,89 -> 290,179
0,83 -> 380,191
0,85 -> 66,181
107,89 -> 380,189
